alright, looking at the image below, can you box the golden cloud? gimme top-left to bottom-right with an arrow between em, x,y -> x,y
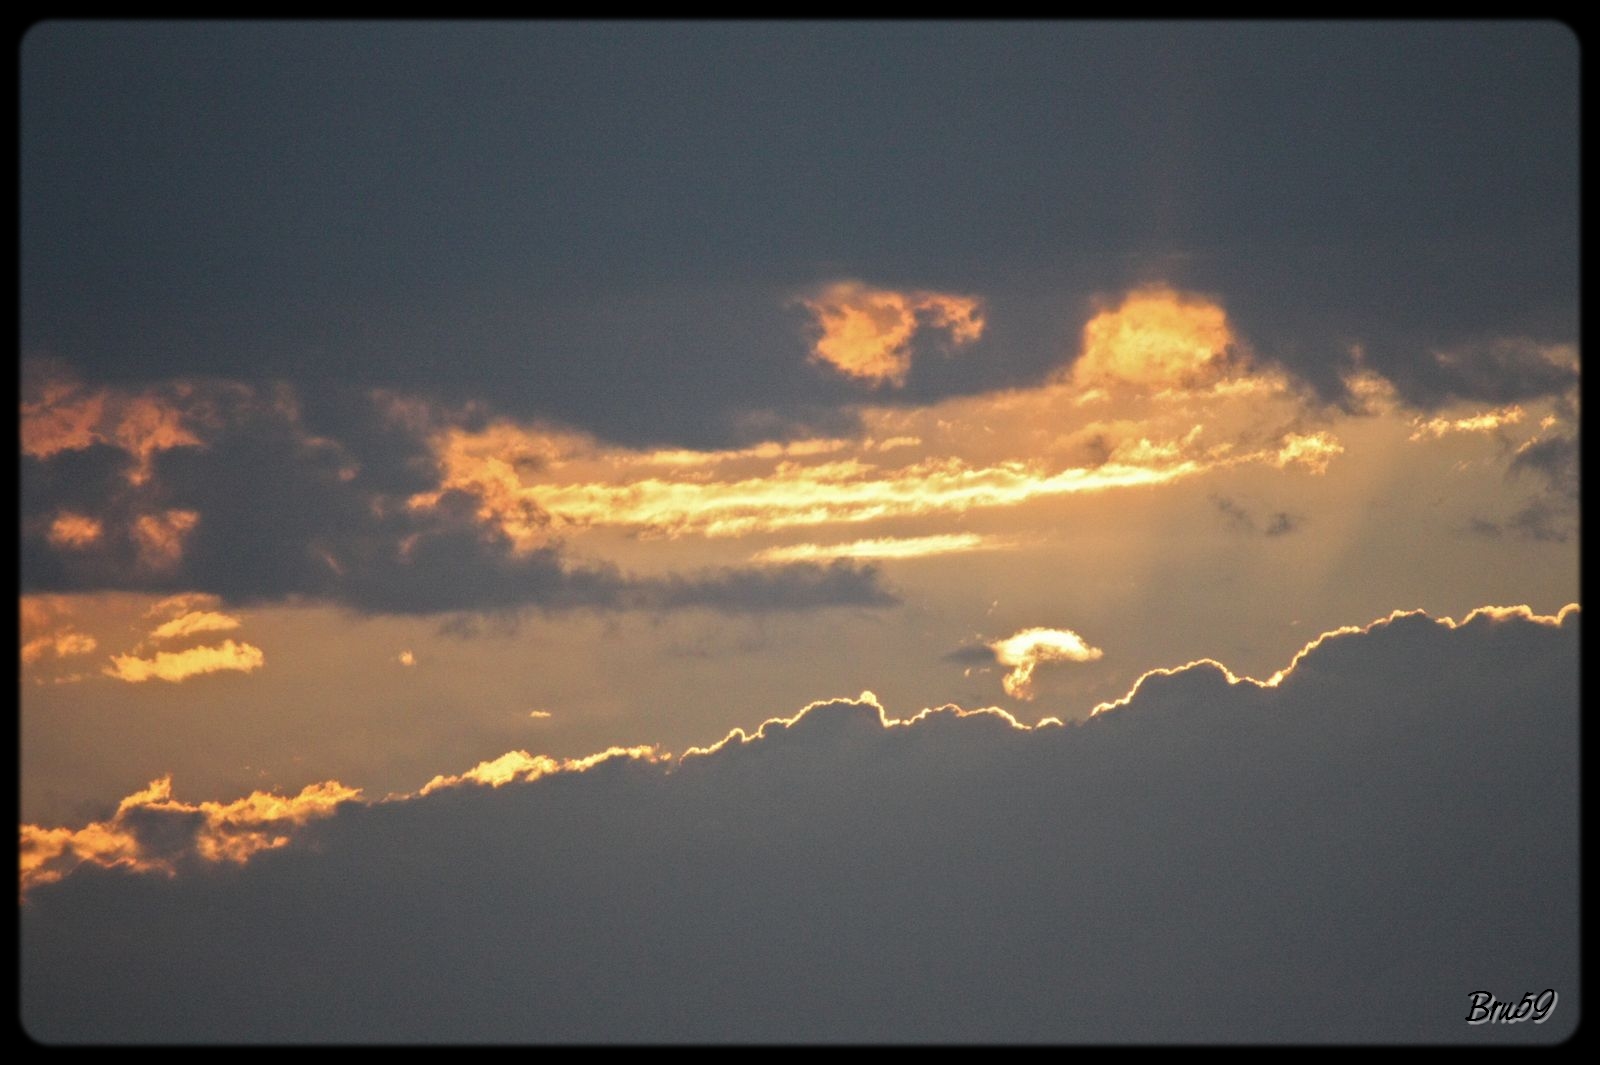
20,775 -> 360,896
418,745 -> 665,796
148,610 -> 243,643
1071,286 -> 1238,392
1409,405 -> 1525,441
990,627 -> 1105,699
104,639 -> 265,683
751,532 -> 1007,563
800,281 -> 985,386
405,286 -> 1349,554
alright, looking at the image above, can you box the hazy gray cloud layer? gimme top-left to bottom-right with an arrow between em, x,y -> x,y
22,22 -> 1578,446
21,605 -> 1578,1043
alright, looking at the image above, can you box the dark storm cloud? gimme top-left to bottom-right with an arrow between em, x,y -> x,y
22,22 -> 1577,447
19,377 -> 894,615
21,605 -> 1579,1043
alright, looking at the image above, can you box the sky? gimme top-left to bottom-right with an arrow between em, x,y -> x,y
18,21 -> 1580,1044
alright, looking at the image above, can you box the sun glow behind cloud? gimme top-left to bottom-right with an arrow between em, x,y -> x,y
990,627 -> 1105,699
403,284 -> 1358,558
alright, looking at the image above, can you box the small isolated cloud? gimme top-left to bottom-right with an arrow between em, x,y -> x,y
528,709 -> 552,720
398,650 -> 416,667
1211,495 -> 1303,537
989,626 -> 1104,699
47,512 -> 103,549
800,281 -> 984,387
131,509 -> 200,571
104,639 -> 265,684
1262,512 -> 1300,537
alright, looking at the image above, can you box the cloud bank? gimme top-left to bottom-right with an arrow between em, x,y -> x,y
20,603 -> 1578,1043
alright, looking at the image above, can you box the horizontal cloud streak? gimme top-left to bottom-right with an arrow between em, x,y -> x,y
103,639 -> 265,684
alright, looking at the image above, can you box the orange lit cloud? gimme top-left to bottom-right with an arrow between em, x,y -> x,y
990,627 -> 1104,699
21,629 -> 97,666
801,281 -> 985,386
148,610 -> 242,643
1408,404 -> 1525,440
1071,286 -> 1238,392
104,639 -> 265,683
19,595 -> 98,667
47,512 -> 103,549
131,509 -> 200,570
398,650 -> 416,667
418,745 -> 665,796
22,376 -> 202,484
407,286 -> 1349,553
20,775 -> 360,896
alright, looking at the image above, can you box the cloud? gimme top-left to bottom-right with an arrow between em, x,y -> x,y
104,639 -> 265,684
19,595 -> 98,668
1509,434 -> 1578,500
800,281 -> 985,387
19,602 -> 1577,1042
750,532 -> 1006,563
1211,495 -> 1303,538
1408,403 -> 1525,441
20,775 -> 360,895
988,626 -> 1104,698
20,377 -> 898,616
397,650 -> 416,667
21,367 -> 204,485
130,509 -> 200,571
148,610 -> 242,643
47,512 -> 103,548
418,745 -> 665,796
1069,286 -> 1239,392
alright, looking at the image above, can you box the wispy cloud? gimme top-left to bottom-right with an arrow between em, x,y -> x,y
751,532 -> 1009,563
